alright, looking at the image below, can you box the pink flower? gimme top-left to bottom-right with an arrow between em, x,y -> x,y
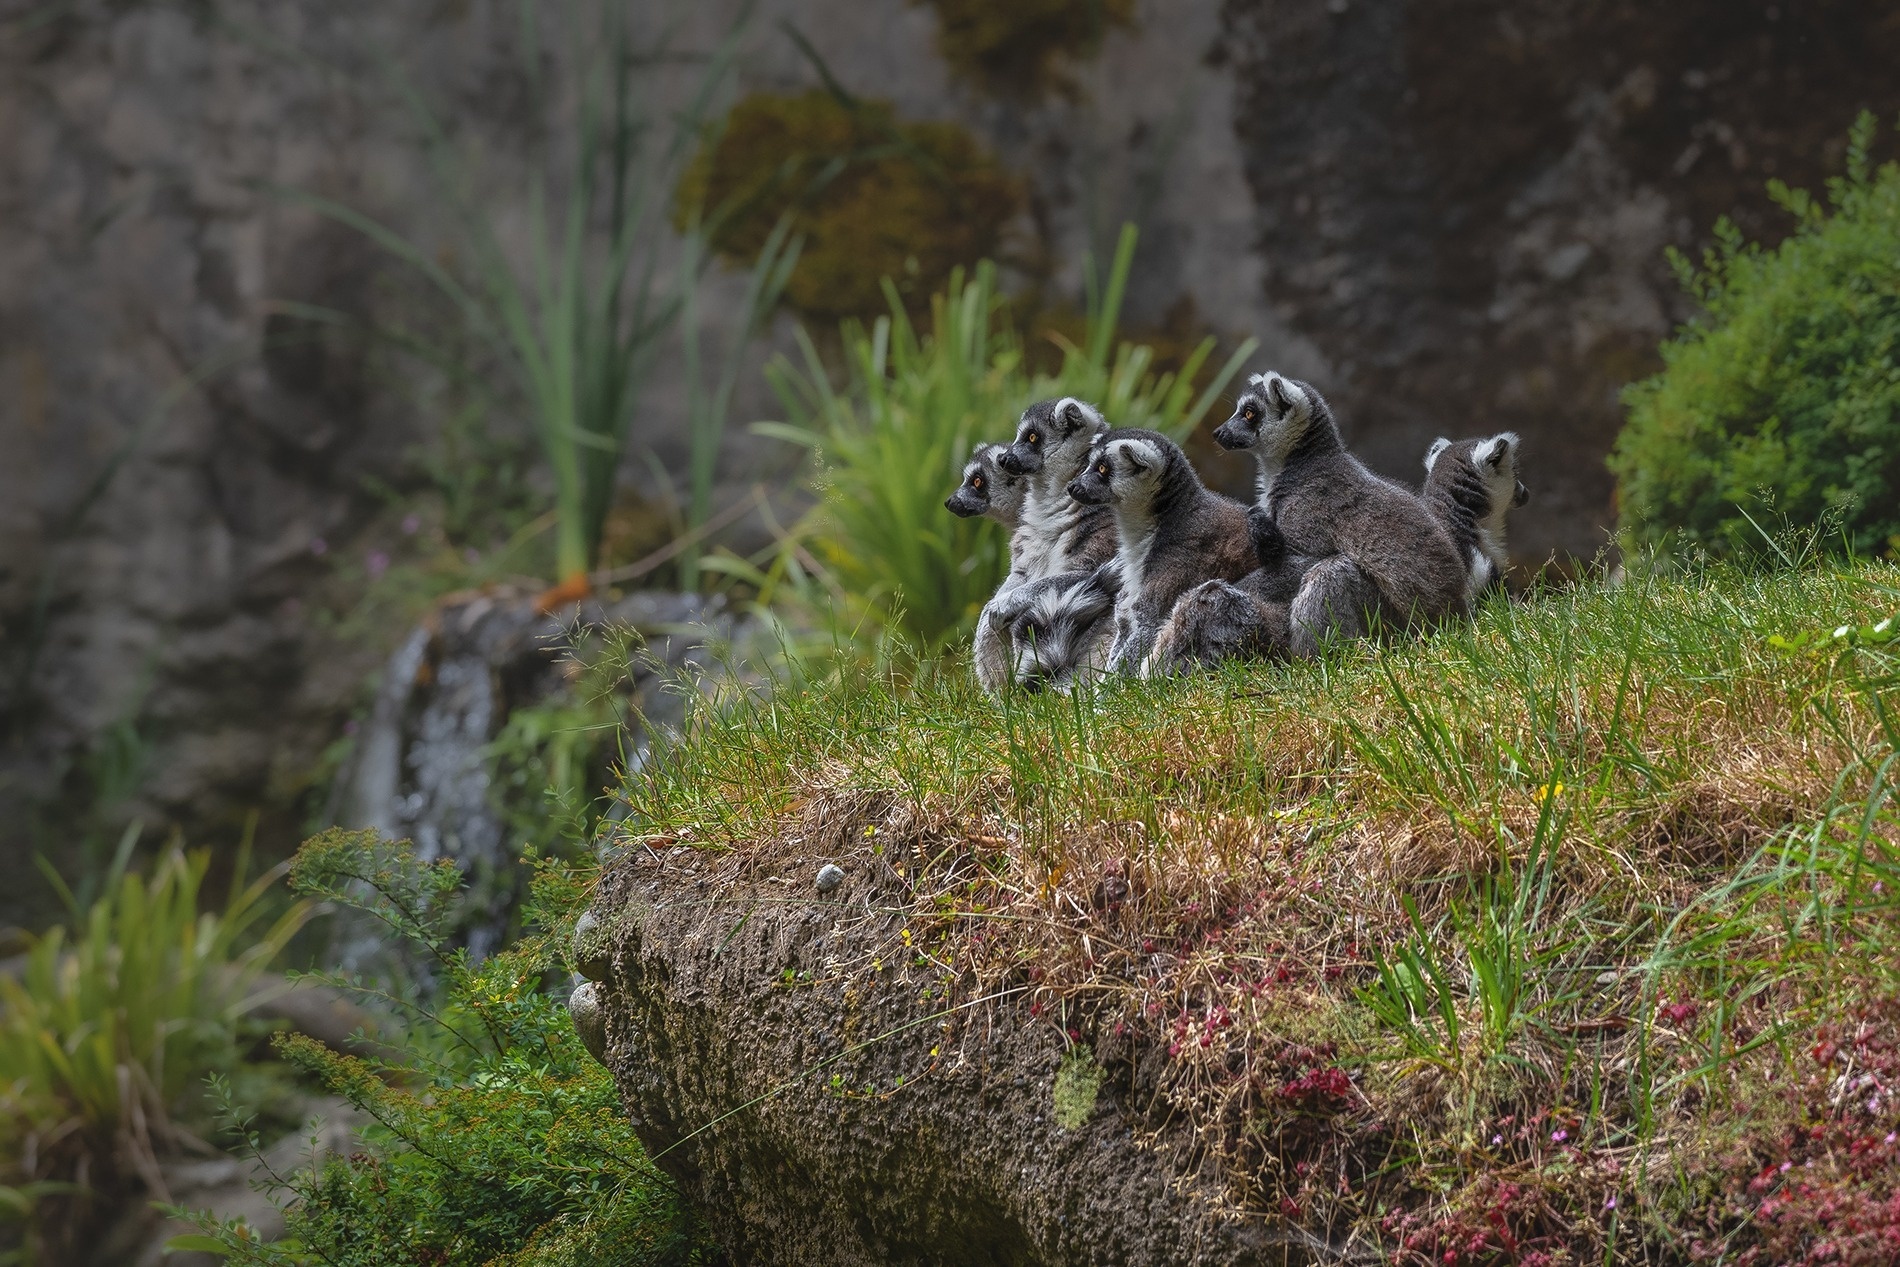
401,513 -> 422,535
1551,1128 -> 1569,1143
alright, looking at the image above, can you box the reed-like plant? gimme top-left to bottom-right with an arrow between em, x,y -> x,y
285,0 -> 789,598
0,833 -> 310,1249
752,225 -> 1255,653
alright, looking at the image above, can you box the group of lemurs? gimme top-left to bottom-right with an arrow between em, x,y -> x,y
943,372 -> 1531,693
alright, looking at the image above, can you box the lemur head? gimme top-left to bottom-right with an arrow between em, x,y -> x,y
1064,430 -> 1177,508
997,397 -> 1107,483
945,443 -> 1027,526
1424,432 -> 1530,517
1009,567 -> 1119,693
1214,372 -> 1327,465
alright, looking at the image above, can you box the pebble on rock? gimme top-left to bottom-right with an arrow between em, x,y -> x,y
569,982 -> 608,1065
815,863 -> 845,894
572,909 -> 611,982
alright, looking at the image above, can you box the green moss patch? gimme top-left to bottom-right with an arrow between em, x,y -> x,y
676,91 -> 1021,321
921,0 -> 1136,97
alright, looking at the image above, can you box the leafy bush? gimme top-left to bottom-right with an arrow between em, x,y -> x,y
748,226 -> 1254,653
0,836 -> 310,1259
1612,112 -> 1900,557
176,829 -> 705,1267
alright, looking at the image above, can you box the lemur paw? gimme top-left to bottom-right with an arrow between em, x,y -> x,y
1247,504 -> 1287,567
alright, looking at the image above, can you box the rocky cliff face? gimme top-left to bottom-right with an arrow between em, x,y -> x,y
4,0 -> 1896,906
585,842 -> 1342,1266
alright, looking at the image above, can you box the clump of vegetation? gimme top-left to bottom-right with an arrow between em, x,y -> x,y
676,89 -> 1021,321
1612,112 -> 1900,558
618,547 -> 1900,1261
0,836 -> 311,1262
743,226 -> 1253,653
291,1 -> 790,596
176,829 -> 707,1266
920,0 -> 1136,97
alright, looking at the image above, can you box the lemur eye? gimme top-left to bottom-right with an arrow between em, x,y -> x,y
1026,432 -> 1041,446
1242,405 -> 1258,422
1096,461 -> 1109,476
971,475 -> 985,489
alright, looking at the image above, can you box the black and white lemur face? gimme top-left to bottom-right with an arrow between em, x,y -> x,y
997,397 -> 1107,481
1423,431 -> 1529,604
1213,371 -> 1318,466
1006,567 -> 1118,693
945,443 -> 1028,526
1065,432 -> 1169,507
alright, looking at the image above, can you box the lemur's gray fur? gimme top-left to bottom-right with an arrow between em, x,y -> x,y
1147,499 -> 1325,674
967,399 -> 1118,694
946,443 -> 1032,692
1421,432 -> 1530,607
1214,372 -> 1466,656
1065,428 -> 1257,673
1002,563 -> 1121,693
996,398 -> 1118,583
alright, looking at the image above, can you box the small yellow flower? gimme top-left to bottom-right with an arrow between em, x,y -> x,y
1533,781 -> 1566,804
864,825 -> 878,836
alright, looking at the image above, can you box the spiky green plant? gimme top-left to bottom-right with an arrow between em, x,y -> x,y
751,224 -> 1255,653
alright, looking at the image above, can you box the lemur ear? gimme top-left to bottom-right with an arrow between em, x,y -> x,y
1266,376 -> 1291,413
1424,438 -> 1451,472
1117,443 -> 1148,472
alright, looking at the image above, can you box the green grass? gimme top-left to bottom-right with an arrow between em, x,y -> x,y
611,555 -> 1900,1263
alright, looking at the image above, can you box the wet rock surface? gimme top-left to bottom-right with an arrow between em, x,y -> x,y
334,588 -> 763,965
590,846 -> 1339,1267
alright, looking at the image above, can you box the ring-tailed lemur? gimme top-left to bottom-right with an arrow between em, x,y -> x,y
1145,509 -> 1320,673
944,442 -> 1028,525
1064,428 -> 1257,673
1421,432 -> 1529,607
1002,563 -> 1121,693
1214,372 -> 1466,656
947,443 -> 1034,691
967,400 -> 1118,693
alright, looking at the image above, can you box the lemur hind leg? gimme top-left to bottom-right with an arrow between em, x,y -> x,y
1289,556 -> 1381,658
1145,580 -> 1289,677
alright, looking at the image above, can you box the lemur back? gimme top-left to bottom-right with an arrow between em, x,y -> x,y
1421,432 -> 1529,607
1064,428 -> 1257,672
1214,372 -> 1466,649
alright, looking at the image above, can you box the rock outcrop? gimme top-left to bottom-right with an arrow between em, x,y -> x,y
585,845 -> 1347,1266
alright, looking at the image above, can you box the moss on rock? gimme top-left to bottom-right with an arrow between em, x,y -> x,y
676,90 -> 1021,321
921,0 -> 1135,97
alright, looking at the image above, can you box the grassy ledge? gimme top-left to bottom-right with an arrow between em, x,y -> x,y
613,558 -> 1900,1264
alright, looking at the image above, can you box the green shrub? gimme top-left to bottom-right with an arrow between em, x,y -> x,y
676,89 -> 1021,321
1611,112 -> 1900,557
176,830 -> 705,1267
745,226 -> 1254,654
0,836 -> 310,1258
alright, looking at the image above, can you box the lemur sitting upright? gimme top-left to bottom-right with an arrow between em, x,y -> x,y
965,399 -> 1118,693
946,443 -> 1034,691
1421,432 -> 1530,608
1064,428 -> 1258,672
1214,372 -> 1466,657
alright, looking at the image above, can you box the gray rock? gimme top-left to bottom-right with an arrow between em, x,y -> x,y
814,863 -> 845,894
568,981 -> 607,1065
572,908 -> 612,982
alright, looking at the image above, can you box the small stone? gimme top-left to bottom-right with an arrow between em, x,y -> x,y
1596,971 -> 1620,987
569,982 -> 608,1065
572,909 -> 610,982
815,863 -> 845,894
